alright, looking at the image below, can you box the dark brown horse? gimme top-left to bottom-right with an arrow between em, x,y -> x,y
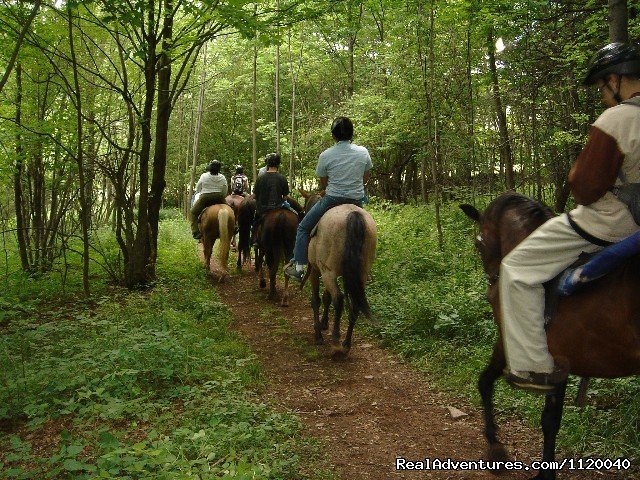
254,207 -> 298,306
461,192 -> 640,480
307,204 -> 377,359
235,195 -> 256,269
199,203 -> 235,282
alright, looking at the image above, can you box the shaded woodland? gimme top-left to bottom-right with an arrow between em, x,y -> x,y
0,0 -> 638,288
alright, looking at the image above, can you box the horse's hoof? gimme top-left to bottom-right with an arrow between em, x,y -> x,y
331,348 -> 349,361
314,336 -> 324,345
259,279 -> 266,288
487,443 -> 509,475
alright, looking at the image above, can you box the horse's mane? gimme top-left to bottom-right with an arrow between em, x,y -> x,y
485,192 -> 554,234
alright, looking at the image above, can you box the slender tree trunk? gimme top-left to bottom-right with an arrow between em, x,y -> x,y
487,25 -> 514,190
13,63 -> 29,270
609,0 -> 628,43
0,0 -> 42,95
428,0 -> 443,250
252,9 -> 258,182
68,6 -> 90,296
275,0 -> 281,154
190,42 -> 207,201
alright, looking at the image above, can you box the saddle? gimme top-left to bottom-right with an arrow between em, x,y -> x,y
543,230 -> 640,324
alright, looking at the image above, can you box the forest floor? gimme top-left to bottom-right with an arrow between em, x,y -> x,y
208,250 -> 627,480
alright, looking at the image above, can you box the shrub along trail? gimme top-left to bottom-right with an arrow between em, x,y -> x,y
215,265 -> 624,480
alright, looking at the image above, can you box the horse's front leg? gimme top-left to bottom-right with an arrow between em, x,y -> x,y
479,340 -> 509,469
533,382 -> 567,480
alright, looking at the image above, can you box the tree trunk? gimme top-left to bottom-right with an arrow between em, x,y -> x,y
252,13 -> 258,182
487,25 -> 514,190
125,4 -> 156,288
429,0 -> 442,250
68,6 -> 90,296
190,42 -> 207,202
13,63 -> 30,270
609,0 -> 628,43
0,0 -> 42,95
148,0 -> 175,273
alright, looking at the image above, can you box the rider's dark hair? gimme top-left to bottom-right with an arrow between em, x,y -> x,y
331,117 -> 354,141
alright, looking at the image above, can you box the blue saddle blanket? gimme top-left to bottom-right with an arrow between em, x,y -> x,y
558,231 -> 640,296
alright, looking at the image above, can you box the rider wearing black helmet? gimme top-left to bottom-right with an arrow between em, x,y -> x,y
230,165 -> 249,196
499,43 -> 640,395
190,159 -> 228,239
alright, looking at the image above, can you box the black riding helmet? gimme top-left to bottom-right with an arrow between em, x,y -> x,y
584,42 -> 640,85
235,165 -> 243,174
207,160 -> 221,175
265,153 -> 280,168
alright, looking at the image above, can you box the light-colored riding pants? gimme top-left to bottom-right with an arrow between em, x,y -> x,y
499,214 -> 601,373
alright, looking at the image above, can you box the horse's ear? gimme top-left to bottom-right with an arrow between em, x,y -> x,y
298,187 -> 310,199
459,204 -> 480,223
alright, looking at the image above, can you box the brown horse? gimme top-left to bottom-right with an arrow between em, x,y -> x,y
460,192 -> 640,480
235,195 -> 256,269
254,208 -> 298,306
307,204 -> 377,360
299,188 -> 322,213
199,203 -> 235,281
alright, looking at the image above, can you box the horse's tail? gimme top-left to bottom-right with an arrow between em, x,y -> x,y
217,206 -> 231,269
342,210 -> 371,318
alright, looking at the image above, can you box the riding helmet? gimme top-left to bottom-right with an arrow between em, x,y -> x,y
265,153 -> 280,167
235,165 -> 243,174
584,42 -> 640,85
207,160 -> 221,174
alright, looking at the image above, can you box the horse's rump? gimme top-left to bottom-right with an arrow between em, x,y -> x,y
309,204 -> 377,311
200,203 -> 235,276
259,208 -> 298,267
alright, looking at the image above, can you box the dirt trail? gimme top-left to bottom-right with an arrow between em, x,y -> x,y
209,253 -> 626,480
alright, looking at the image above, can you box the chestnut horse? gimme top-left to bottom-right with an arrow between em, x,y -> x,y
199,203 -> 235,281
235,195 -> 256,269
307,204 -> 377,360
460,192 -> 640,480
254,207 -> 298,306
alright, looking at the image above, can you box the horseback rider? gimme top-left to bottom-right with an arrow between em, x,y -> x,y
230,165 -> 250,196
252,153 -> 290,245
500,43 -> 640,394
190,160 -> 228,239
285,116 -> 373,282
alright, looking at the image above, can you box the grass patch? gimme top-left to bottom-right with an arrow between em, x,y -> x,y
0,217 -> 331,479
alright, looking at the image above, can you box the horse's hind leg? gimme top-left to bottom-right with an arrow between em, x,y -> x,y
321,291 -> 331,330
310,270 -> 323,344
342,301 -> 357,351
268,263 -> 278,300
534,383 -> 567,480
479,341 -> 509,470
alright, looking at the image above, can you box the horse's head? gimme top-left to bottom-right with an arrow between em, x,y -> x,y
461,192 -> 553,287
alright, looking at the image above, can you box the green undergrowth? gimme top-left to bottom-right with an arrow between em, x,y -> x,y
365,200 -> 640,464
0,218 -> 332,479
